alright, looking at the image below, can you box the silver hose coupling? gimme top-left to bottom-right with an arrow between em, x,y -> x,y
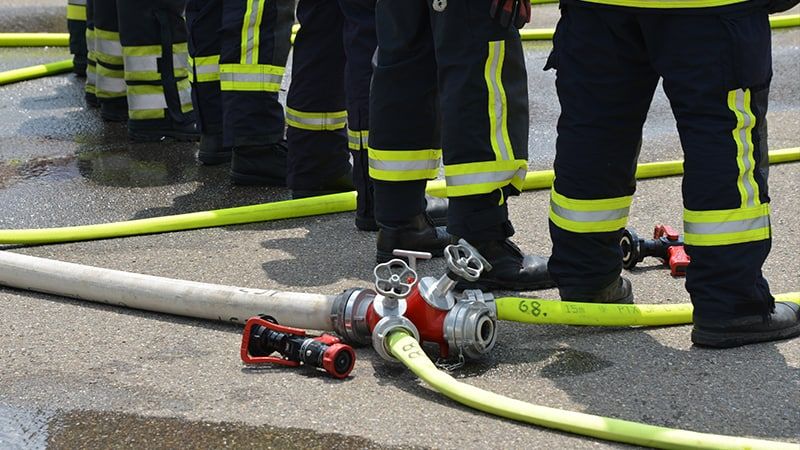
442,294 -> 498,360
371,315 -> 421,363
331,288 -> 375,346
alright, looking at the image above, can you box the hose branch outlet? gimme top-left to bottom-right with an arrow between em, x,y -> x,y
443,292 -> 498,360
372,315 -> 421,363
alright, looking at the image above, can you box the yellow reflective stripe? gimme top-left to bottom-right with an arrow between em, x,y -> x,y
67,4 -> 86,21
240,0 -> 266,64
130,109 -> 165,120
549,188 -> 633,233
348,129 -> 368,150
728,89 -> 761,209
285,107 -> 347,131
444,159 -> 528,197
95,65 -> 126,97
189,55 -> 221,83
368,148 -> 442,181
576,0 -> 748,7
484,41 -> 514,162
122,43 -> 188,57
219,63 -> 284,92
684,203 -> 771,246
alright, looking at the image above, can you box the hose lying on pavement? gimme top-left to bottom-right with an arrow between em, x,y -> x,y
0,250 -> 338,330
386,329 -> 798,450
1,14 -> 797,48
0,148 -> 797,245
0,58 -> 73,85
495,293 -> 800,326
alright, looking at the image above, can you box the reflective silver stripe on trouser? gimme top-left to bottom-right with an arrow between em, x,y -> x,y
445,169 -> 527,188
195,63 -> 219,76
129,88 -> 192,111
123,54 -> 189,73
68,0 -> 86,5
487,41 -> 510,161
219,71 -> 283,85
86,70 -> 97,85
368,159 -> 440,172
285,112 -> 347,129
548,203 -> 630,223
95,75 -> 126,93
244,0 -> 260,64
731,88 -> 758,208
684,215 -> 770,235
96,39 -> 122,57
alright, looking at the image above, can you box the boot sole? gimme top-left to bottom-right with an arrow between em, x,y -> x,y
691,322 -> 800,348
198,150 -> 232,166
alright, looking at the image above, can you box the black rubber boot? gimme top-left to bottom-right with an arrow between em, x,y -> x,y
291,167 -> 356,199
376,214 -> 455,263
197,133 -> 232,165
692,302 -> 800,348
100,98 -> 129,122
230,141 -> 288,186
128,117 -> 199,143
456,239 -> 555,292
357,195 -> 449,232
559,277 -> 634,304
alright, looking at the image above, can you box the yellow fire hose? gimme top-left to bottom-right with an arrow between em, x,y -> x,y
0,58 -> 72,86
387,330 -> 797,450
0,14 -> 797,47
496,292 -> 800,326
0,148 -> 797,245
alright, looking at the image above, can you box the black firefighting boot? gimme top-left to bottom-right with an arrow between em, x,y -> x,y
357,195 -> 449,232
99,97 -> 129,122
692,302 -> 800,348
230,140 -> 288,186
456,238 -> 555,292
197,133 -> 232,165
291,166 -> 356,199
376,214 -> 456,263
128,117 -> 200,143
559,277 -> 634,304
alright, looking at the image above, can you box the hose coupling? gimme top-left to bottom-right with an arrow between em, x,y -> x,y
331,288 -> 375,346
371,315 -> 421,362
442,295 -> 498,360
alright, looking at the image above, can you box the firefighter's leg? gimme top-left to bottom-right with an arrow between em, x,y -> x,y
425,0 -> 550,290
339,0 -> 378,230
649,11 -> 799,347
221,0 -> 294,185
84,0 -> 98,107
117,0 -> 198,142
67,0 -> 88,76
547,5 -> 659,301
187,0 -> 229,164
286,0 -> 353,198
93,0 -> 128,121
370,0 -> 453,262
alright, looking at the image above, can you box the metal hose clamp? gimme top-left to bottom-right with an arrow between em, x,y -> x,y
442,300 -> 498,360
371,315 -> 421,363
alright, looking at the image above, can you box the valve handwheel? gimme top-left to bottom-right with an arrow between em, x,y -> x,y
373,259 -> 417,299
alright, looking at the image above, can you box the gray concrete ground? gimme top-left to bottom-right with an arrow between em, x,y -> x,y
1,3 -> 799,449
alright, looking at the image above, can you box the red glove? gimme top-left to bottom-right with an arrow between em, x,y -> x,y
490,0 -> 531,29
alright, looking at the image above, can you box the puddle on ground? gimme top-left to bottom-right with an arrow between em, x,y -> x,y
1,404 -> 421,450
0,144 -> 199,190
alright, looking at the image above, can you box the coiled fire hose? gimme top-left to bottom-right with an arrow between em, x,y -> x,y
386,329 -> 797,450
0,148 -> 797,245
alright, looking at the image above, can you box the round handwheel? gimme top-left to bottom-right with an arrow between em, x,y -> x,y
444,244 -> 486,282
373,259 -> 417,299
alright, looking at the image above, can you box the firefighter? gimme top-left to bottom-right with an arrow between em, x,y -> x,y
368,0 -> 554,291
90,0 -> 128,121
546,0 -> 800,345
186,0 -> 294,186
116,0 -> 197,142
66,0 -> 88,77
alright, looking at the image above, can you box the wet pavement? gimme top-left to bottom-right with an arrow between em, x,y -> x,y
1,3 -> 799,450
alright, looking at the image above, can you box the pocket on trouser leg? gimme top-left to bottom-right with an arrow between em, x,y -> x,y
720,10 -> 772,91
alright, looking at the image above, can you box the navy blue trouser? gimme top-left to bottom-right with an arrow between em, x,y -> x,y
369,0 -> 529,241
186,0 -> 224,137
546,3 -> 774,322
286,0 -> 376,209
